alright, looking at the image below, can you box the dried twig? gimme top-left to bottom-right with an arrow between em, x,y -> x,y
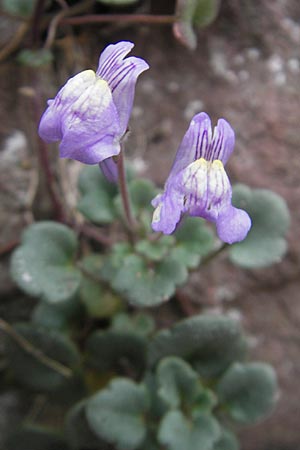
0,318 -> 73,378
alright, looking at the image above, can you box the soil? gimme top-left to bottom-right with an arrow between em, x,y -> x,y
1,1 -> 300,449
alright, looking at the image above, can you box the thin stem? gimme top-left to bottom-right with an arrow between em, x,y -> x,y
77,222 -> 113,247
30,0 -> 47,46
61,13 -> 177,26
30,86 -> 66,222
43,0 -> 94,49
117,148 -> 136,236
0,318 -> 72,378
201,243 -> 229,266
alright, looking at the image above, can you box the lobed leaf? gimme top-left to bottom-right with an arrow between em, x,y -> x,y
148,314 -> 247,377
10,221 -> 81,303
110,254 -> 188,307
86,378 -> 149,450
172,217 -> 215,269
158,410 -> 220,450
230,185 -> 290,268
217,362 -> 278,424
156,357 -> 201,409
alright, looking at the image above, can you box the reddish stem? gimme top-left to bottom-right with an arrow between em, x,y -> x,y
117,149 -> 136,238
61,13 -> 176,26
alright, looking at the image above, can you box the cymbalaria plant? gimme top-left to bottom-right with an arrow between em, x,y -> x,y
4,40 -> 290,450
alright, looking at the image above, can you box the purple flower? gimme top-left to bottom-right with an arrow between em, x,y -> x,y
151,112 -> 251,244
38,41 -> 149,180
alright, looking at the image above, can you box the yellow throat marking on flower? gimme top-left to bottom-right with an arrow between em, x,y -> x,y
183,158 -> 226,199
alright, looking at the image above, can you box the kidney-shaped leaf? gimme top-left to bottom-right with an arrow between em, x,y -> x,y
156,357 -> 201,409
10,221 -> 81,303
230,185 -> 290,268
158,410 -> 220,450
148,315 -> 247,378
108,253 -> 187,307
217,362 -> 278,424
86,378 -> 149,450
172,217 -> 215,269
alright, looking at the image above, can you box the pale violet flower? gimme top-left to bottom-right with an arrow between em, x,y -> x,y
38,41 -> 149,180
151,112 -> 251,244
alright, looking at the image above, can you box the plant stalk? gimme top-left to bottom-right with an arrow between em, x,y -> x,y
116,148 -> 136,238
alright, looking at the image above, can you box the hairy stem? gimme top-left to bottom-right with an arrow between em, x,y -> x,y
0,318 -> 72,378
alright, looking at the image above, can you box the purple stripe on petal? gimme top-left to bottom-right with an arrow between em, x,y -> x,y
210,118 -> 235,164
166,112 -> 211,186
108,62 -> 135,92
97,41 -> 134,78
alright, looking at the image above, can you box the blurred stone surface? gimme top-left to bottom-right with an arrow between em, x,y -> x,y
0,0 -> 299,449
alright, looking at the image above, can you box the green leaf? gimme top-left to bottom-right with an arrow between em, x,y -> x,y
192,388 -> 217,414
172,217 -> 215,268
156,357 -> 201,409
115,179 -> 158,231
111,254 -> 188,307
194,0 -> 221,27
10,221 -> 81,303
148,315 -> 247,378
17,49 -> 53,67
80,254 -> 122,318
129,179 -> 158,214
5,425 -> 68,450
158,410 -> 220,450
2,0 -> 35,17
86,330 -> 147,376
173,0 -> 220,50
135,236 -> 175,262
101,242 -> 132,281
5,323 -> 80,391
86,378 -> 149,450
213,428 -> 239,450
217,362 -> 278,424
230,185 -> 290,268
112,312 -> 155,337
64,400 -> 104,449
32,297 -> 80,331
77,165 -> 118,224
